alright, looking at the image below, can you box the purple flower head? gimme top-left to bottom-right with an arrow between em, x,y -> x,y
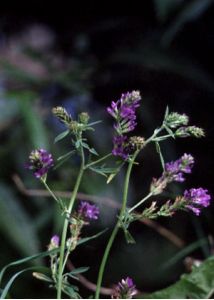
112,135 -> 129,160
165,153 -> 194,182
51,235 -> 60,247
48,234 -> 60,250
112,277 -> 137,299
107,91 -> 141,135
78,201 -> 99,220
26,149 -> 54,178
183,188 -> 211,215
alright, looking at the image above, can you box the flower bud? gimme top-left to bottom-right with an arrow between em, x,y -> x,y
129,136 -> 145,150
175,126 -> 205,138
52,106 -> 72,125
79,112 -> 90,124
48,235 -> 60,250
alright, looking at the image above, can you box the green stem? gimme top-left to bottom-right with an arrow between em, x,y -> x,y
57,147 -> 85,299
42,180 -> 59,204
95,151 -> 139,299
84,153 -> 112,169
153,134 -> 172,141
144,126 -> 164,146
61,250 -> 70,275
128,192 -> 153,213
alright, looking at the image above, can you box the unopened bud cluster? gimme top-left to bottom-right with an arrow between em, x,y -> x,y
175,126 -> 205,138
52,106 -> 72,125
165,112 -> 189,128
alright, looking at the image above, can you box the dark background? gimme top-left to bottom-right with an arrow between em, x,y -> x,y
0,3 -> 214,298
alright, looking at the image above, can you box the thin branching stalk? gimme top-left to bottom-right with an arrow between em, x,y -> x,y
95,150 -> 139,299
57,144 -> 85,299
84,153 -> 112,169
128,192 -> 153,213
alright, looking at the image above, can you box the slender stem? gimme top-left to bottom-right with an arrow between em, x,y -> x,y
84,153 -> 112,169
57,146 -> 85,299
95,124 -> 166,298
144,126 -> 164,146
95,151 -> 139,299
42,180 -> 59,204
61,250 -> 70,275
128,192 -> 153,213
153,134 -> 171,141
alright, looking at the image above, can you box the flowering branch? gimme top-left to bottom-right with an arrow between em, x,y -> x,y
17,90 -> 209,300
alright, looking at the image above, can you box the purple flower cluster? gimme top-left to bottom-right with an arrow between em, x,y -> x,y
165,153 -> 194,182
112,135 -> 129,159
150,154 -> 194,195
107,91 -> 141,134
26,149 -> 54,178
183,188 -> 211,216
112,277 -> 137,299
78,201 -> 99,220
107,91 -> 141,159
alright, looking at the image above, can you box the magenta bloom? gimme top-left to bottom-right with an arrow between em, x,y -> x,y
112,135 -> 129,160
183,188 -> 211,216
78,201 -> 99,220
165,153 -> 194,182
107,91 -> 141,135
26,149 -> 54,178
51,235 -> 60,247
48,234 -> 60,250
112,277 -> 137,299
107,91 -> 141,159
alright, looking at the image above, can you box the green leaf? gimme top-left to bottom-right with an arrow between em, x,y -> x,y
89,165 -> 120,178
77,229 -> 108,246
161,238 -> 209,270
68,266 -> 89,275
81,142 -> 99,156
54,129 -> 70,144
54,150 -> 76,170
0,183 -> 40,260
32,272 -> 53,283
63,284 -> 80,299
87,120 -> 102,127
0,230 -> 106,285
155,141 -> 165,171
145,256 -> 214,299
57,150 -> 76,161
0,248 -> 59,285
163,124 -> 175,138
164,105 -> 169,120
66,267 -> 89,279
0,266 -> 47,299
124,230 -> 136,244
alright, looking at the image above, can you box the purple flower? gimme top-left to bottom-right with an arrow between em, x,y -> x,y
51,235 -> 60,247
112,135 -> 129,160
112,277 -> 137,299
183,188 -> 211,215
107,91 -> 141,135
165,153 -> 194,182
48,234 -> 60,250
107,91 -> 142,160
78,201 -> 99,220
26,149 -> 54,178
